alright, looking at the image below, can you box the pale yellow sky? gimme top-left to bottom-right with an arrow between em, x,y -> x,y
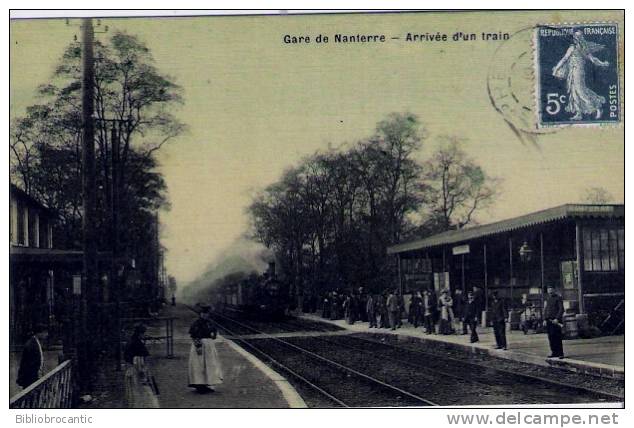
10,11 -> 624,284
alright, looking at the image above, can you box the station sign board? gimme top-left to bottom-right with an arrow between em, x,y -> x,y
452,244 -> 470,255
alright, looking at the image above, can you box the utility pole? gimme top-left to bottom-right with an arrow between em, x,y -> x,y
80,17 -> 97,392
110,121 -> 122,370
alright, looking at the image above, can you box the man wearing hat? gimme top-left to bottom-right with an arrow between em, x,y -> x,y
386,289 -> 399,330
490,291 -> 508,350
463,292 -> 480,343
543,286 -> 565,359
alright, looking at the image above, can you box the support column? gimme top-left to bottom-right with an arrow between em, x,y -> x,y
397,253 -> 403,295
483,243 -> 488,310
540,232 -> 545,314
575,223 -> 585,314
509,237 -> 514,306
461,254 -> 465,292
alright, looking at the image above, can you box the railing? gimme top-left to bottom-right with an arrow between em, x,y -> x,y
121,317 -> 175,358
9,360 -> 74,409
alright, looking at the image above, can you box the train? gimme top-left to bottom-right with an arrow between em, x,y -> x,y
210,262 -> 291,320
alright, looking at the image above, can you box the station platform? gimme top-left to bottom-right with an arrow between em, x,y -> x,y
127,304 -> 304,408
299,313 -> 624,380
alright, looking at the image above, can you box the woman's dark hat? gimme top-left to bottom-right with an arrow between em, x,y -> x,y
195,303 -> 212,313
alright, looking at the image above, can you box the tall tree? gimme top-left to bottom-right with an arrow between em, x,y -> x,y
248,113 -> 428,294
10,30 -> 185,299
424,136 -> 500,231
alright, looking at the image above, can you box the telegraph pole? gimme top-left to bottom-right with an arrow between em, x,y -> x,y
111,120 -> 122,370
80,17 -> 97,391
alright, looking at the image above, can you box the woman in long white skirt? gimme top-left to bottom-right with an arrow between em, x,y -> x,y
188,307 -> 223,393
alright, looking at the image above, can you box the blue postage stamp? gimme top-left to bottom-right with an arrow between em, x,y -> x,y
535,23 -> 620,126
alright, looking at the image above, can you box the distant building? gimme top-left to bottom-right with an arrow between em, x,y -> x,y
388,204 -> 624,333
10,184 -> 53,250
10,184 -> 83,346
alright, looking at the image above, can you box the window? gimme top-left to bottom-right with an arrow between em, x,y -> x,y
16,201 -> 26,246
583,226 -> 624,272
617,229 -> 624,269
28,209 -> 38,248
39,217 -> 49,249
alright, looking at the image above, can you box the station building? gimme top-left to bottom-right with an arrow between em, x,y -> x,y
9,184 -> 87,345
387,204 -> 624,333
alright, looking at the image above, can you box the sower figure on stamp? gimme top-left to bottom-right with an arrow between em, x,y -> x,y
552,30 -> 610,120
543,286 -> 565,359
188,306 -> 223,393
490,291 -> 508,350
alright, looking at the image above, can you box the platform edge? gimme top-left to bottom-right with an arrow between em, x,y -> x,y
223,337 -> 308,408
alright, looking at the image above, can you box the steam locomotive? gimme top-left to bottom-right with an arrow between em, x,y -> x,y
212,262 -> 291,320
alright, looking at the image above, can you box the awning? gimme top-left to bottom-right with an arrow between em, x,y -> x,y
10,246 -> 113,264
388,204 -> 624,254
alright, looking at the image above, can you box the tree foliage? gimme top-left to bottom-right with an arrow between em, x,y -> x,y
423,136 -> 500,231
10,31 -> 184,297
580,187 -> 615,204
247,113 -> 497,296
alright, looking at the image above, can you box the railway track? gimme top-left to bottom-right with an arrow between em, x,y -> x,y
276,322 -> 624,402
211,312 -> 622,406
208,311 -> 438,407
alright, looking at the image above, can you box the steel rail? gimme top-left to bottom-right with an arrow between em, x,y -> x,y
277,317 -> 622,402
233,316 -> 622,404
211,311 -> 438,406
213,318 -> 348,407
347,334 -> 624,403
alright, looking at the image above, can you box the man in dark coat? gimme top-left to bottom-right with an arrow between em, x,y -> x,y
490,292 -> 508,350
543,286 -> 565,358
386,290 -> 399,330
322,293 -> 331,319
453,289 -> 467,334
472,285 -> 484,325
17,326 -> 46,389
463,292 -> 479,343
366,294 -> 377,328
357,288 -> 367,322
378,292 -> 389,328
396,290 -> 405,328
409,291 -> 423,328
423,289 -> 437,334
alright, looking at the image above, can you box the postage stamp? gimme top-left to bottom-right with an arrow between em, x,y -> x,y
535,23 -> 620,127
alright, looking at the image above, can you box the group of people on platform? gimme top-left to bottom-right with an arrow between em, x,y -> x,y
14,286 -> 566,394
312,285 -> 566,358
315,286 -> 487,342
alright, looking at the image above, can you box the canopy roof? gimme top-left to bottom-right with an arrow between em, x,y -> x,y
388,204 -> 624,255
